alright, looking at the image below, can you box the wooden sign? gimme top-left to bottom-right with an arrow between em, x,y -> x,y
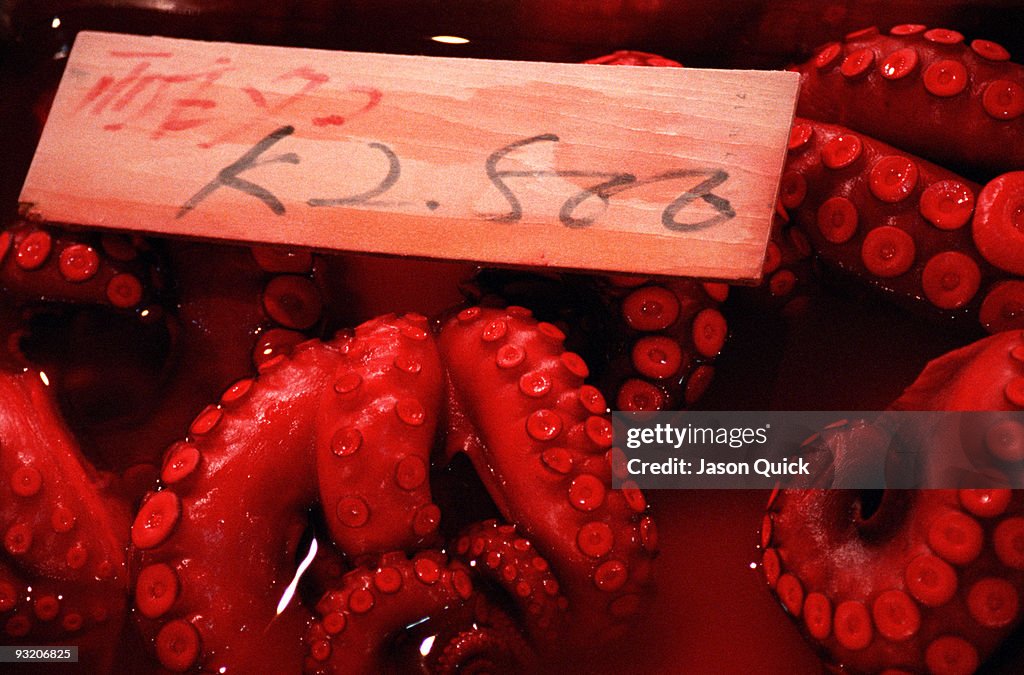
20,31 -> 799,281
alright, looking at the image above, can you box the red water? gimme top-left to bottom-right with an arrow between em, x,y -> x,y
641,490 -> 822,674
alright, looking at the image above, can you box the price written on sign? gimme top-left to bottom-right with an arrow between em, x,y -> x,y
21,32 -> 799,281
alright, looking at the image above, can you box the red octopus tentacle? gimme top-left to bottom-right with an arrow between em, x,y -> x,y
781,117 -> 1013,331
0,369 -> 129,670
0,221 -> 154,317
763,331 -> 1024,673
0,226 -> 333,475
314,312 -> 443,557
304,551 -> 530,674
427,605 -> 535,675
764,488 -> 1024,674
891,330 -> 1024,411
0,221 -> 157,367
131,313 -> 442,672
973,171 -> 1024,279
795,25 -> 1024,178
132,340 -> 330,673
741,208 -> 817,316
149,240 -> 324,421
452,519 -> 567,644
439,306 -> 656,650
594,277 -> 728,411
65,240 -> 329,472
583,50 -> 683,67
465,274 -> 727,411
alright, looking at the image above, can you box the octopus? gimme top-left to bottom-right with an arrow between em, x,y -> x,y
1,290 -> 656,672
1,17 -> 1023,675
777,25 -> 1024,334
758,24 -> 1024,675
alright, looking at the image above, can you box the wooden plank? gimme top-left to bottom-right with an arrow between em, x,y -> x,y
19,31 -> 799,282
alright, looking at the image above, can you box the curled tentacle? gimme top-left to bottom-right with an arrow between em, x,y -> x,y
0,220 -> 158,372
0,369 -> 129,670
305,551 -> 532,674
763,488 -> 1024,674
763,331 -> 1024,673
795,25 -> 1024,178
0,220 -> 334,475
428,616 -> 533,675
439,306 -> 657,651
452,519 -> 567,644
87,241 -> 327,469
131,313 -> 442,672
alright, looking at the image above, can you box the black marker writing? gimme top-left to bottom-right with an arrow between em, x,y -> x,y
308,142 -> 401,207
562,168 -> 735,231
178,128 -> 735,234
177,125 -> 298,218
485,134 -> 631,223
486,134 -> 734,231
659,169 -> 735,231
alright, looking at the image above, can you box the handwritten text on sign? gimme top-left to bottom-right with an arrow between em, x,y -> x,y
20,32 -> 799,280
